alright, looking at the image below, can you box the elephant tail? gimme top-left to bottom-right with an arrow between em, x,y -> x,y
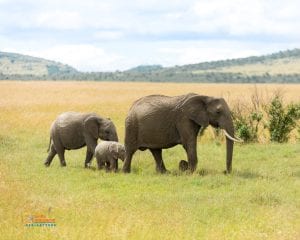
47,137 -> 52,153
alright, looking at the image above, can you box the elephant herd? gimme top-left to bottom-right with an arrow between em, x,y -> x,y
44,93 -> 242,174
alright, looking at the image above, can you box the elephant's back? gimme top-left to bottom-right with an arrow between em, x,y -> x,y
128,93 -> 197,116
130,95 -> 172,108
55,112 -> 86,127
128,95 -> 174,117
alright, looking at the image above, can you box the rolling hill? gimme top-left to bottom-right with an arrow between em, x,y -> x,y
175,48 -> 300,75
1,49 -> 300,83
0,51 -> 78,78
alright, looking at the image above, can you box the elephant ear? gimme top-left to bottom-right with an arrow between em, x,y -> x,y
108,143 -> 118,159
183,95 -> 210,128
84,115 -> 102,139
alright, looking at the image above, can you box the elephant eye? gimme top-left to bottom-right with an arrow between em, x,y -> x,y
105,130 -> 110,134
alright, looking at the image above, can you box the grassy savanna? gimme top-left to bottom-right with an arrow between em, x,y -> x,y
0,81 -> 299,239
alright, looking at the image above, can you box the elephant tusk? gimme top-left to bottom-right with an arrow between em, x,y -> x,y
235,136 -> 244,142
223,130 -> 244,143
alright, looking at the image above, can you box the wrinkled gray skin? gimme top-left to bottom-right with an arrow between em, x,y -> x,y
94,141 -> 125,172
123,93 -> 235,174
44,112 -> 118,168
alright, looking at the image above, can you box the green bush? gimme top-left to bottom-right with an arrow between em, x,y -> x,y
267,95 -> 300,143
232,110 -> 263,142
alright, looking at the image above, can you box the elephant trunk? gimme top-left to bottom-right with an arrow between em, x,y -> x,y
226,135 -> 233,174
119,152 -> 125,162
224,122 -> 235,174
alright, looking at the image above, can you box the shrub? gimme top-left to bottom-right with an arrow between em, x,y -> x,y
232,109 -> 263,142
267,95 -> 300,143
231,87 -> 265,142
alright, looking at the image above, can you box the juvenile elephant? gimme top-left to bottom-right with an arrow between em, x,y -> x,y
44,112 -> 118,168
122,93 -> 242,174
94,141 -> 125,172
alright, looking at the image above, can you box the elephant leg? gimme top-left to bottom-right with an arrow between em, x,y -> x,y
57,149 -> 66,167
110,158 -> 118,172
112,159 -> 119,172
183,138 -> 198,172
84,148 -> 94,168
97,159 -> 105,170
183,140 -> 198,172
84,138 -> 97,168
150,149 -> 167,173
177,120 -> 199,173
52,139 -> 66,167
105,161 -> 111,171
122,149 -> 136,173
44,144 -> 57,167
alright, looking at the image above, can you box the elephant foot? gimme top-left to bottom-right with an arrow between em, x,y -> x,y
122,167 -> 131,173
44,162 -> 50,167
179,160 -> 188,172
223,169 -> 232,175
156,167 -> 169,174
60,162 -> 67,167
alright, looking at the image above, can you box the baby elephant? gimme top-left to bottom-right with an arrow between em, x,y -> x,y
95,141 -> 125,172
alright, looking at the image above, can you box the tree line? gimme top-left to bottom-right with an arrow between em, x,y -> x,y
1,71 -> 300,83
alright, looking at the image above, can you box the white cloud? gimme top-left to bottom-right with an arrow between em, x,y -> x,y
2,0 -> 300,37
36,10 -> 84,30
20,45 -> 124,72
93,30 -> 124,40
159,46 -> 259,66
192,0 -> 300,36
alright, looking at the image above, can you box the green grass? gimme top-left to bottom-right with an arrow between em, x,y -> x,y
1,130 -> 299,240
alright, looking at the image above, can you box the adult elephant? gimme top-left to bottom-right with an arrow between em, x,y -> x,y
44,112 -> 118,168
122,93 -> 242,174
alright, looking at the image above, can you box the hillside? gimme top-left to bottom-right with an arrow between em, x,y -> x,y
177,48 -> 300,75
126,65 -> 163,73
1,49 -> 300,83
74,48 -> 300,83
0,51 -> 78,77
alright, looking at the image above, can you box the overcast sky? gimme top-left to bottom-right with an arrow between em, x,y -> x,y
1,0 -> 300,71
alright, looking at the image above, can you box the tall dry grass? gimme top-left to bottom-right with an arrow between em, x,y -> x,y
1,81 -> 299,140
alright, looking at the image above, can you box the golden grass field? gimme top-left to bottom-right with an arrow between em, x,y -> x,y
0,81 -> 299,239
1,81 -> 299,139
